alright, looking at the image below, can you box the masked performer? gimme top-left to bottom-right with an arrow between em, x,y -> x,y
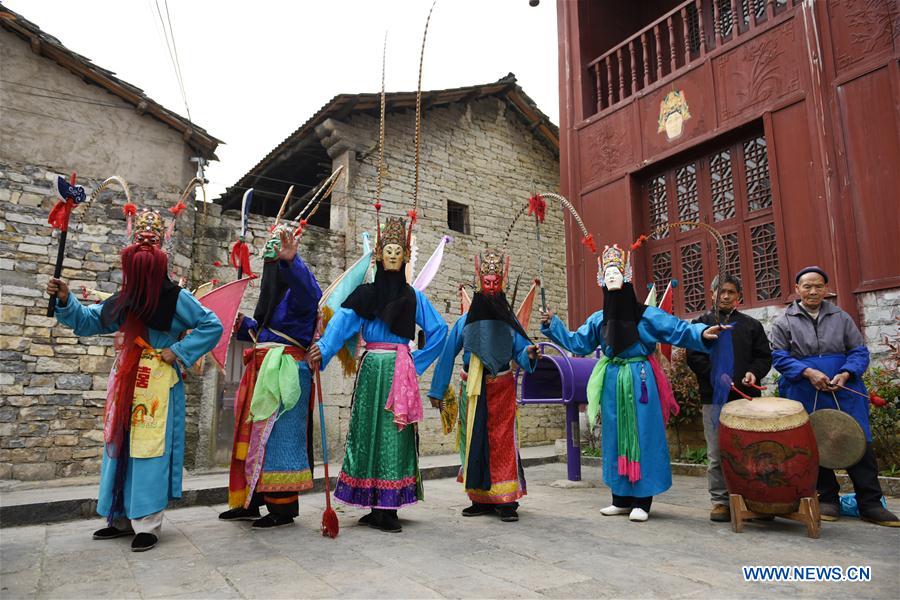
540,244 -> 724,522
218,224 -> 322,529
48,208 -> 222,551
427,249 -> 538,522
309,216 -> 448,533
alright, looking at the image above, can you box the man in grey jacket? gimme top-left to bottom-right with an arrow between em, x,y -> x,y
770,266 -> 898,527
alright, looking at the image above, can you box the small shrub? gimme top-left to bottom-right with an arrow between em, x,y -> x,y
679,446 -> 709,465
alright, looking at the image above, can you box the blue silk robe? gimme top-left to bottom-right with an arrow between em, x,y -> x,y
56,290 -> 222,519
542,307 -> 709,498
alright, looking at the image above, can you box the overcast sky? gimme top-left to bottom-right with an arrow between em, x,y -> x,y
5,0 -> 560,199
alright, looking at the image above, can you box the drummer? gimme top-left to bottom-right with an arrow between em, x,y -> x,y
770,266 -> 898,527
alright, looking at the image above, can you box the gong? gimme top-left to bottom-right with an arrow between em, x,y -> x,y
809,408 -> 866,469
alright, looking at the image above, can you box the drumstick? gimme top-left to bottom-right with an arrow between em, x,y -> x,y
746,382 -> 768,391
730,385 -> 754,401
833,383 -> 886,407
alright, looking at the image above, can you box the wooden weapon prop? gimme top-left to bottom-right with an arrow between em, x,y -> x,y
48,174 -> 132,316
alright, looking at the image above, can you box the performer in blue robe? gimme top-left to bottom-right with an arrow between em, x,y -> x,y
428,248 -> 538,522
219,226 -> 323,529
309,216 -> 448,533
541,244 -> 722,522
48,209 -> 222,551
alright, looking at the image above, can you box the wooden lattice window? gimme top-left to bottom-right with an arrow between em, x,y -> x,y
651,250 -> 673,295
710,150 -> 736,221
723,232 -> 741,282
648,175 -> 669,239
744,136 -> 772,211
680,242 -> 706,313
676,163 -> 700,230
751,222 -> 781,300
641,129 -> 784,314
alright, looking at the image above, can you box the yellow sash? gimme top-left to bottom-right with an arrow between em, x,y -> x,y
130,350 -> 178,459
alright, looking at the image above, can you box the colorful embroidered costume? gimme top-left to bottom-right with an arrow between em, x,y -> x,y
227,250 -> 322,520
542,244 -> 710,515
317,261 -> 447,510
53,200 -> 222,549
428,249 -> 536,510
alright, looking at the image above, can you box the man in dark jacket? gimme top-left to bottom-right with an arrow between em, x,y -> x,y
771,266 -> 898,527
686,274 -> 771,523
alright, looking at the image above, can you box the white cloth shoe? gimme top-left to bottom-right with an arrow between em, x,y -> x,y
629,508 -> 649,522
600,505 -> 631,516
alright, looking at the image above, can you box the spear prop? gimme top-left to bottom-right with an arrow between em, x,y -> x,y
528,185 -> 548,311
46,172 -> 86,317
229,188 -> 255,280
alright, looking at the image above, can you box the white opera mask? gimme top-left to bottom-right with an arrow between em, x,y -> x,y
604,266 -> 624,291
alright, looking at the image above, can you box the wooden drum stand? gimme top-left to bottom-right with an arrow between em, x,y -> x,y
729,494 -> 821,539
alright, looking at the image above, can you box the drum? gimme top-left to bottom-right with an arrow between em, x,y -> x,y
719,397 -> 819,514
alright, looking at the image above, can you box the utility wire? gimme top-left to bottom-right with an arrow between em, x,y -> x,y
163,0 -> 191,121
151,0 -> 191,121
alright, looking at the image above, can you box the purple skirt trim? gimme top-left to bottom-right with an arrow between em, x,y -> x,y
333,479 -> 419,509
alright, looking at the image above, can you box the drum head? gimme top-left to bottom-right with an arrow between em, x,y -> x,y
809,409 -> 866,469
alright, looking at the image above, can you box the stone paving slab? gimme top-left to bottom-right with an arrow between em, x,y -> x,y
1,462 -> 898,599
0,445 -> 560,527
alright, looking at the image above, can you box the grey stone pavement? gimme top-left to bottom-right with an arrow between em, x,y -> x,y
1,462 -> 898,600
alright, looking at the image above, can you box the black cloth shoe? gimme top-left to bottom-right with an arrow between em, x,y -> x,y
130,533 -> 158,552
462,503 -> 495,517
251,513 -> 294,529
375,510 -> 402,533
497,506 -> 519,522
218,507 -> 261,521
92,526 -> 134,540
860,506 -> 900,527
819,502 -> 840,522
359,511 -> 376,526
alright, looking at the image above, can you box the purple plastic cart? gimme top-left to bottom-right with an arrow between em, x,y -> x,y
516,342 -> 599,481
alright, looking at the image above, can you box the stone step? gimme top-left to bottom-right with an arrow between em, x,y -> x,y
0,444 -> 560,527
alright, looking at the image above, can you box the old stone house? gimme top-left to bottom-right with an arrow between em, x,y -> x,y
0,7 -> 222,480
209,74 -> 566,465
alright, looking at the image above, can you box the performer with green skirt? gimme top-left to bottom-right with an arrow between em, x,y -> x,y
309,216 -> 447,533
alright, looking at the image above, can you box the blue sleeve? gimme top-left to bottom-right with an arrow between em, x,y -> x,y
772,349 -> 809,382
317,307 -> 362,370
411,290 -> 449,376
841,346 -> 869,379
540,311 -> 602,356
168,290 -> 224,368
236,315 -> 258,342
427,314 -> 466,400
279,255 -> 322,307
640,306 -> 710,353
513,329 -> 537,373
54,297 -> 119,337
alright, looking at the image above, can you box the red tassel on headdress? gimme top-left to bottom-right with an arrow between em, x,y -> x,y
407,209 -> 418,225
169,201 -> 188,217
229,240 -> 256,278
528,193 -> 547,223
631,234 -> 649,250
581,234 -> 597,254
123,203 -> 138,216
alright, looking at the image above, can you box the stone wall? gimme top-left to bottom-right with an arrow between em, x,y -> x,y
858,289 -> 900,366
0,162 -> 197,480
